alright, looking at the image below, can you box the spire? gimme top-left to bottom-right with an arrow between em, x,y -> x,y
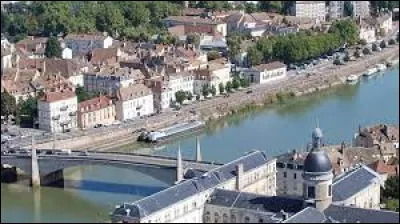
312,119 -> 323,150
196,136 -> 202,162
176,143 -> 183,183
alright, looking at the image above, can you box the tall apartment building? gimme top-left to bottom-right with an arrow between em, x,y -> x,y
328,1 -> 370,20
293,1 -> 326,22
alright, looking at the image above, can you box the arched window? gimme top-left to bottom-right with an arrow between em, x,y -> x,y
222,213 -> 229,223
231,214 -> 237,223
244,216 -> 251,223
214,212 -> 221,223
204,211 -> 211,223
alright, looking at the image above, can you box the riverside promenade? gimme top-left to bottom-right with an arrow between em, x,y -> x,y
29,44 -> 399,150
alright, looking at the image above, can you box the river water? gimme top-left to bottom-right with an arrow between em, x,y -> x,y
1,67 -> 399,223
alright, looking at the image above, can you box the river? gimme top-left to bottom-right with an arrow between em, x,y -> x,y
1,67 -> 399,223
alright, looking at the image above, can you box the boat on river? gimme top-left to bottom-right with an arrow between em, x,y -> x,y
375,63 -> 387,72
138,120 -> 205,144
363,67 -> 378,77
346,75 -> 358,83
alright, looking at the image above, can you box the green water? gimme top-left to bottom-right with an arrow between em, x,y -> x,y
1,67 -> 399,223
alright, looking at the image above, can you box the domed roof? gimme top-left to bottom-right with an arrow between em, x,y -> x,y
312,127 -> 324,139
304,150 -> 332,173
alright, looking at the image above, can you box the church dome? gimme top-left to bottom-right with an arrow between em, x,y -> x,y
304,149 -> 332,173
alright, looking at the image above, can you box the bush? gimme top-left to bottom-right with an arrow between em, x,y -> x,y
225,81 -> 233,93
380,41 -> 387,48
207,51 -> 221,61
175,91 -> 187,105
196,95 -> 201,101
372,43 -> 378,51
362,47 -> 371,55
232,79 -> 240,89
388,39 -> 396,45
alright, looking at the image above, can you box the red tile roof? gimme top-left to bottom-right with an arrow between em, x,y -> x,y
39,88 -> 76,103
369,160 -> 399,177
78,95 -> 113,113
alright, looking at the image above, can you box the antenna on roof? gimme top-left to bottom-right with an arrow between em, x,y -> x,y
316,117 -> 319,129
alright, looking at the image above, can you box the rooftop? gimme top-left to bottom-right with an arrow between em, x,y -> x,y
332,165 -> 380,202
117,84 -> 152,101
324,204 -> 400,223
78,95 -> 113,113
253,61 -> 287,71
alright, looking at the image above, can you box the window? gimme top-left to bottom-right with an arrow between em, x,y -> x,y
294,173 -> 297,179
204,212 -> 211,223
287,163 -> 294,169
308,186 -> 316,198
231,214 -> 236,223
222,213 -> 229,223
244,216 -> 251,223
283,172 -> 287,178
192,202 -> 197,209
328,184 -> 332,196
214,212 -> 220,223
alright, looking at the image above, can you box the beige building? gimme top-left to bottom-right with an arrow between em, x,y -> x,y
242,61 -> 287,85
352,1 -> 370,19
293,1 -> 326,22
77,96 -> 116,129
115,84 -> 154,121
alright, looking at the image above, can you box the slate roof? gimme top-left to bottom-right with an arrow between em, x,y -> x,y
283,207 -> 327,223
207,189 -> 306,214
324,204 -> 400,223
332,165 -> 380,202
112,151 -> 270,219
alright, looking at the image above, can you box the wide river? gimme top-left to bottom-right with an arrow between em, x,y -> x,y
1,67 -> 399,223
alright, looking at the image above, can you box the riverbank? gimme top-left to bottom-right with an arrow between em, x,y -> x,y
33,45 -> 399,151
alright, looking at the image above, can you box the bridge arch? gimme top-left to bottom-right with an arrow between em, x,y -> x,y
1,156 -> 180,186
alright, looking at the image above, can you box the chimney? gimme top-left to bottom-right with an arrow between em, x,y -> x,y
235,163 -> 244,191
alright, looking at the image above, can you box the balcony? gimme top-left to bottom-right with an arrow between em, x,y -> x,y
60,105 -> 69,111
52,115 -> 61,121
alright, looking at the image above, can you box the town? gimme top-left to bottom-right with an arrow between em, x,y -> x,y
0,1 -> 399,223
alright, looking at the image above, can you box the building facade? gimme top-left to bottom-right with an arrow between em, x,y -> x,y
115,84 -> 154,121
293,1 -> 326,22
352,1 -> 370,19
77,96 -> 116,129
38,88 -> 78,133
193,62 -> 231,96
242,61 -> 287,85
64,34 -> 113,56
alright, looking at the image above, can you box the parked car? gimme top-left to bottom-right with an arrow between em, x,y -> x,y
94,124 -> 103,128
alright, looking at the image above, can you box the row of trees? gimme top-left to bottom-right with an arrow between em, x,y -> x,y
1,92 -> 38,127
246,20 -> 359,66
1,1 -> 183,41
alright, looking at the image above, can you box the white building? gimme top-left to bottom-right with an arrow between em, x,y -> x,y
377,13 -> 393,36
359,24 -> 377,44
352,1 -> 370,19
242,61 -> 287,85
38,88 -> 78,133
293,1 -> 326,22
64,34 -> 113,56
115,84 -> 154,121
61,47 -> 72,59
194,62 -> 231,96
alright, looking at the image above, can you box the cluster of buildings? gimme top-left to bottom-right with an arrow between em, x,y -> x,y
1,31 -> 288,133
111,126 -> 399,223
0,1 -> 395,135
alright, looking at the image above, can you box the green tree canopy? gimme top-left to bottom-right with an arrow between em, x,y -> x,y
175,90 -> 187,105
1,91 -> 17,119
45,36 -> 62,58
225,81 -> 233,93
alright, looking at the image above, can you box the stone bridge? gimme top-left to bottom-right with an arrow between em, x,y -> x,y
1,145 -> 222,186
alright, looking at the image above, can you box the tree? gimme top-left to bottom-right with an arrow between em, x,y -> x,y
207,51 -> 221,61
232,78 -> 240,89
388,39 -> 396,45
247,47 -> 263,66
372,43 -> 379,51
362,47 -> 371,55
259,1 -> 282,13
245,2 -> 258,13
186,91 -> 193,101
218,83 -> 225,94
225,81 -> 233,93
187,33 -> 200,46
175,91 -> 187,105
382,176 -> 399,199
196,94 -> 201,101
202,84 -> 209,97
210,85 -> 217,96
343,1 -> 354,17
1,91 -> 17,120
240,78 -> 250,87
75,87 -> 100,102
16,96 -> 38,126
44,36 -> 62,58
358,39 -> 367,45
380,41 -> 387,49
343,53 -> 350,62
